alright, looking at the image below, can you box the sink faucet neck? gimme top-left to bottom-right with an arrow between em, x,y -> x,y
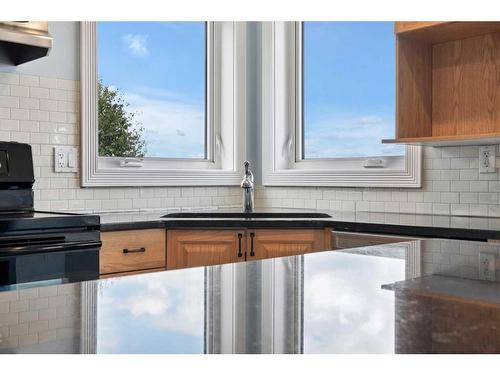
241,161 -> 254,213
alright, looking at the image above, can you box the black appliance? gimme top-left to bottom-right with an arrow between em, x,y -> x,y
0,141 -> 100,289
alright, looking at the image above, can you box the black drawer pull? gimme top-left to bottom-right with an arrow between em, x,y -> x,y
123,247 -> 146,254
237,233 -> 243,257
250,232 -> 255,257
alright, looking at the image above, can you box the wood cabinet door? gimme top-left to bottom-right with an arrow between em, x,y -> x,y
166,230 -> 245,270
246,229 -> 329,261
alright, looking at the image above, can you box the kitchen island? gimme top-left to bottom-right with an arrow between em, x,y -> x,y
1,237 -> 500,354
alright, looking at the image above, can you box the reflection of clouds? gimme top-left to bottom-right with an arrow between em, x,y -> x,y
117,271 -> 204,337
303,251 -> 405,353
124,91 -> 205,158
304,113 -> 405,158
97,269 -> 205,353
126,295 -> 167,316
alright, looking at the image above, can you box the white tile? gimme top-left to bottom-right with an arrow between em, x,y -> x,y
30,87 -> 50,99
11,108 -> 30,120
0,95 -> 19,108
10,85 -> 30,97
20,74 -> 39,87
0,119 -> 19,131
19,97 -> 39,109
40,77 -> 58,88
0,72 -> 19,85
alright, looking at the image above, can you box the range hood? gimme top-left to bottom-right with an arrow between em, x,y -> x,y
0,22 -> 52,65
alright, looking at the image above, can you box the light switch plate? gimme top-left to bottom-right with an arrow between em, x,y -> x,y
479,145 -> 496,173
54,146 -> 77,173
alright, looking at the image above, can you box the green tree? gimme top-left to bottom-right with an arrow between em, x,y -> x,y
98,80 -> 146,157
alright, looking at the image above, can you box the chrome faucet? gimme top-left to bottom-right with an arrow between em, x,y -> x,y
241,161 -> 254,213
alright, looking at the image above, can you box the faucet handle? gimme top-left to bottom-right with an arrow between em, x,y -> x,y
241,161 -> 254,188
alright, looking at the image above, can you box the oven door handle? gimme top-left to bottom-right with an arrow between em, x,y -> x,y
0,240 -> 102,256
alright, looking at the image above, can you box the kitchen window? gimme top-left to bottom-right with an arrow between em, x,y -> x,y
81,22 -> 246,187
261,22 -> 421,187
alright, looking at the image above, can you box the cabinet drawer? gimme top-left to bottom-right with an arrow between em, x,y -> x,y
100,229 -> 166,274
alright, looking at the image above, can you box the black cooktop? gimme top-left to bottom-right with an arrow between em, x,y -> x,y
0,210 -> 100,233
0,210 -> 83,219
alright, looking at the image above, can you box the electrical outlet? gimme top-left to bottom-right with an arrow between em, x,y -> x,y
479,146 -> 496,173
54,146 -> 77,173
56,150 -> 66,169
479,252 -> 497,282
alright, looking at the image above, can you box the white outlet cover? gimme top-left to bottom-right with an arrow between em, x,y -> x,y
479,252 -> 496,282
54,146 -> 77,173
479,145 -> 496,174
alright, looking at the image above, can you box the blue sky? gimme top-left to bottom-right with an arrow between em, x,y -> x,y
98,22 -> 206,158
303,22 -> 404,158
98,22 -> 403,159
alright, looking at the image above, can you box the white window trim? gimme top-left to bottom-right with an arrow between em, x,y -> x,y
261,22 -> 421,188
81,22 -> 246,187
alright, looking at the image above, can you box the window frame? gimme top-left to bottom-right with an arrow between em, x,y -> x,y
81,22 -> 246,187
261,22 -> 421,187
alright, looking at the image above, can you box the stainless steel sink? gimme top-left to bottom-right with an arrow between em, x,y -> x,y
162,211 -> 331,219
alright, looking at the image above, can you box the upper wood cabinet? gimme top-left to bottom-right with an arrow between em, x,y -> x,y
247,229 -> 329,261
166,230 -> 245,270
383,21 -> 500,146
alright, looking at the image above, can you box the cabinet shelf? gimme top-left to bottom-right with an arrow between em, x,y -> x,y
383,134 -> 500,146
394,21 -> 500,146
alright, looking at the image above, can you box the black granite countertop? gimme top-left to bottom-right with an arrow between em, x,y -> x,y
1,237 -> 500,354
98,208 -> 500,241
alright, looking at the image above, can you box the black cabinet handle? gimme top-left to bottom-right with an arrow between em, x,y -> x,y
123,247 -> 146,254
237,233 -> 243,257
250,232 -> 255,257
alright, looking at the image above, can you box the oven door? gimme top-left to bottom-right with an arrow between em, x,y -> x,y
0,240 -> 100,288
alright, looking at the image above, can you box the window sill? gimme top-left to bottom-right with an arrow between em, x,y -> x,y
81,167 -> 243,187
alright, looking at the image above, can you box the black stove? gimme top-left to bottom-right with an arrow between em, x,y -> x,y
0,141 -> 100,289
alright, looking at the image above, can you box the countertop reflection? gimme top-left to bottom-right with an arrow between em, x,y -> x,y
2,238 -> 500,354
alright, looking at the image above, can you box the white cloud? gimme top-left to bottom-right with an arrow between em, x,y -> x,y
100,270 -> 205,339
123,33 -> 149,56
357,115 -> 383,125
303,251 -> 406,353
304,113 -> 405,158
123,91 -> 205,158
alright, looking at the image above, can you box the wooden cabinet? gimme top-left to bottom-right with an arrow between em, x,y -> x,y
246,229 -> 329,261
101,227 -> 332,273
166,230 -> 245,270
100,229 -> 166,275
382,21 -> 500,146
166,228 -> 330,270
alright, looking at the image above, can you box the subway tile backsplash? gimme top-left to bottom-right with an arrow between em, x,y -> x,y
0,72 -> 241,212
255,144 -> 500,217
1,72 -> 500,217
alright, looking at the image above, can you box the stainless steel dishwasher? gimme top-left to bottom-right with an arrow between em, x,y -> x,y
331,231 -> 422,250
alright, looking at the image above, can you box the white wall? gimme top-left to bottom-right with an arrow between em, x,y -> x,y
0,22 -> 79,80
